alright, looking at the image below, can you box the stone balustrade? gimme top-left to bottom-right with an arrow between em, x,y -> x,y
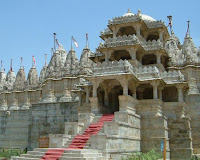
98,34 -> 139,49
141,39 -> 163,51
144,20 -> 165,28
100,28 -> 112,36
161,70 -> 185,84
98,34 -> 164,51
136,66 -> 160,80
91,60 -> 135,76
108,14 -> 140,25
108,14 -> 165,29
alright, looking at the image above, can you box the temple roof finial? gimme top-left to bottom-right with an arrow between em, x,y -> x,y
1,60 -> 4,72
20,57 -> 24,70
10,59 -> 13,71
137,9 -> 141,15
127,8 -> 131,13
185,20 -> 190,38
45,54 -> 47,67
32,56 -> 36,68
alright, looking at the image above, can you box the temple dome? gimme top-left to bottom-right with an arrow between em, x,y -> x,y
140,14 -> 156,22
123,9 -> 156,22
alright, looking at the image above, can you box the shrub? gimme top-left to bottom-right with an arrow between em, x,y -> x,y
122,149 -> 163,160
0,148 -> 27,159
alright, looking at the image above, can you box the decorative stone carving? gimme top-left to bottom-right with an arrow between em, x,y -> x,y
59,88 -> 73,102
188,78 -> 200,95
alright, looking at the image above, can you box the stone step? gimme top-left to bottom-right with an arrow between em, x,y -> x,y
59,157 -> 105,160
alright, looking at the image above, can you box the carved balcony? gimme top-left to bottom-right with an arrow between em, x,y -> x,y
98,34 -> 140,49
90,60 -> 136,76
140,39 -> 164,51
135,66 -> 160,81
161,70 -> 185,84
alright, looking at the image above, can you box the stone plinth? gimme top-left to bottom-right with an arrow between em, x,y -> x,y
89,97 -> 99,114
136,99 -> 170,159
137,99 -> 162,117
49,134 -> 72,148
168,117 -> 193,160
119,95 -> 137,114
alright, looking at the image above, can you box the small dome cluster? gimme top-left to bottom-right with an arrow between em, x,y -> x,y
0,46 -> 93,92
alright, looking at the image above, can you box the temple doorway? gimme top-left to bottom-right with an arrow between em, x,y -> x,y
97,79 -> 123,114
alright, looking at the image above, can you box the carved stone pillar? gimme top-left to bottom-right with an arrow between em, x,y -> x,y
112,26 -> 119,38
105,50 -> 112,63
21,91 -> 30,110
177,85 -> 184,102
151,81 -> 160,99
78,92 -> 82,106
116,77 -> 130,96
159,30 -> 164,42
104,87 -> 109,106
85,86 -> 90,103
134,24 -> 141,36
155,52 -> 162,64
158,87 -> 164,100
127,47 -> 137,60
137,87 -> 144,100
132,86 -> 137,99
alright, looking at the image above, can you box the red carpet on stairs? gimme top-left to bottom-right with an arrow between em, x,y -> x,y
40,114 -> 114,160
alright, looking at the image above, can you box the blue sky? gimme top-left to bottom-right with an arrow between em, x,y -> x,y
0,0 -> 200,76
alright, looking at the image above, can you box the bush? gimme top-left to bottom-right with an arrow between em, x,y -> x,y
122,149 -> 163,160
0,148 -> 27,159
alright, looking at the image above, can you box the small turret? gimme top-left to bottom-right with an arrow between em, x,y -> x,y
46,44 -> 66,78
5,59 -> 16,90
64,48 -> 79,75
26,56 -> 39,89
13,58 -> 26,91
39,54 -> 47,83
79,47 -> 93,75
0,61 -> 6,90
182,21 -> 198,65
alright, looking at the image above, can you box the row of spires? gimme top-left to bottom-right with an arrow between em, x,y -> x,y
0,43 -> 93,92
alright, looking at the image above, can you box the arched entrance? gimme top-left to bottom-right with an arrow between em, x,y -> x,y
97,79 -> 123,114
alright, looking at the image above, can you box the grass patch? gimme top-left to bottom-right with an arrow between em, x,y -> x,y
122,149 -> 163,160
0,148 -> 27,159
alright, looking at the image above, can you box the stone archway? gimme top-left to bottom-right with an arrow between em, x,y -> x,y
97,79 -> 125,114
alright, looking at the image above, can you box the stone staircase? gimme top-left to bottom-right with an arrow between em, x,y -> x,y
11,114 -> 114,160
63,115 -> 102,149
12,148 -> 105,160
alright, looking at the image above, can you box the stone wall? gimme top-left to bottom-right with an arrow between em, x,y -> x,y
28,102 -> 78,150
0,110 -> 29,149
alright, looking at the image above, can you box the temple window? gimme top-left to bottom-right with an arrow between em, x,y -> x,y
110,50 -> 131,61
116,26 -> 136,37
146,33 -> 159,41
142,54 -> 156,65
162,86 -> 178,102
136,84 -> 153,100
